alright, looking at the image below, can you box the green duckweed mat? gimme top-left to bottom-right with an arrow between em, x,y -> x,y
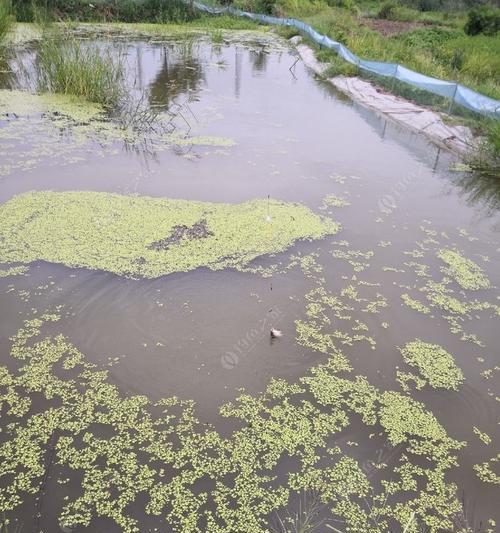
0,191 -> 339,278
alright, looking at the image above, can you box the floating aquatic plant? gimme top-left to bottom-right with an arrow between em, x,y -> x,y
438,249 -> 490,291
401,293 -> 431,314
320,194 -> 350,209
331,248 -> 373,273
0,191 -> 339,278
0,89 -> 105,121
399,340 -> 464,390
0,308 -> 468,533
0,89 -> 236,178
473,426 -> 492,445
0,266 -> 29,278
474,455 -> 500,485
396,371 -> 426,392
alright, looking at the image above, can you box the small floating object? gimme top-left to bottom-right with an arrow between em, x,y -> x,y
265,194 -> 272,222
270,328 -> 283,338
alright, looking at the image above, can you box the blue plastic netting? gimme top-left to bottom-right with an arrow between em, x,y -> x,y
192,1 -> 500,118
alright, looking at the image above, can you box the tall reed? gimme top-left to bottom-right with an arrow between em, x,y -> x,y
37,36 -> 125,107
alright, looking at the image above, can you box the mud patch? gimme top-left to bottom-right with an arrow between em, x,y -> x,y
362,18 -> 427,37
148,218 -> 214,251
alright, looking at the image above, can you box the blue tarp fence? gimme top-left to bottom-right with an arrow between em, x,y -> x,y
191,1 -> 500,119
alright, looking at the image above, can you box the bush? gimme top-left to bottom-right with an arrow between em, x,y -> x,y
234,0 -> 278,15
11,0 -> 200,23
326,0 -> 358,11
467,118 -> 500,178
464,5 -> 500,36
0,0 -> 14,44
260,0 -> 277,14
396,27 -> 461,49
377,1 -> 398,19
399,0 -> 450,11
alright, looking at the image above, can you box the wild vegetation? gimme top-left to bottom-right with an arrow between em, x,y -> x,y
11,0 -> 200,23
0,0 -> 13,49
225,0 -> 500,170
36,37 -> 125,107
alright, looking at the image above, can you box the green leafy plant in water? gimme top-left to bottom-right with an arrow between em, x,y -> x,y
0,88 -> 105,120
0,89 -> 237,179
37,34 -> 125,108
320,194 -> 350,209
211,28 -> 224,44
0,191 -> 339,278
401,293 -> 431,314
473,454 -> 500,485
0,309 -> 468,533
399,340 -> 464,390
472,426 -> 491,445
438,249 -> 490,290
0,265 -> 28,277
396,371 -> 427,393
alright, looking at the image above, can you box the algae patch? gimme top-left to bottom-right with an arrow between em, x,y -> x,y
0,89 -> 105,122
0,313 -> 467,533
474,454 -> 500,485
0,191 -> 339,278
0,265 -> 29,278
0,90 -> 236,178
438,249 -> 490,290
399,340 -> 464,390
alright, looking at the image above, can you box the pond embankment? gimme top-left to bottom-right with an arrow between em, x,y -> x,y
291,36 -> 474,154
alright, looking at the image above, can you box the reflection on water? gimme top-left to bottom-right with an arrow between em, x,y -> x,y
2,32 -> 499,219
148,41 -> 205,111
0,54 -> 13,88
451,168 -> 500,218
249,48 -> 268,73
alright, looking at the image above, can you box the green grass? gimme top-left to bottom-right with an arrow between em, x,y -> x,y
466,118 -> 500,177
0,0 -> 14,44
210,28 -> 225,43
37,35 -> 124,107
12,0 -> 200,23
191,14 -> 262,29
298,7 -> 500,100
233,0 -> 499,100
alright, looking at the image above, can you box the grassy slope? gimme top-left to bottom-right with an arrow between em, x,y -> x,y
269,1 -> 500,100
234,0 -> 499,166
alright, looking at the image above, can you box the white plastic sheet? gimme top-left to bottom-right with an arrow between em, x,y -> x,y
191,0 -> 500,118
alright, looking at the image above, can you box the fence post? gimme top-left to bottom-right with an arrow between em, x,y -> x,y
448,83 -> 458,115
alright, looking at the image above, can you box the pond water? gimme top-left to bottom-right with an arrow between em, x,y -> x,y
0,29 -> 499,533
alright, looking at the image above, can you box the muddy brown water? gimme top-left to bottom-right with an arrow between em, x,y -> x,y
0,33 -> 499,531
